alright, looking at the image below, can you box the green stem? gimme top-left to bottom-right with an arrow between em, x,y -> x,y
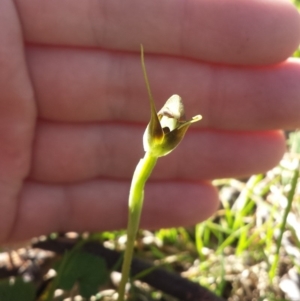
269,162 -> 299,280
117,152 -> 157,301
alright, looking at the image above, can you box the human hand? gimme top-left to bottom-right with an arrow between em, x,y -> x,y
1,0 -> 300,244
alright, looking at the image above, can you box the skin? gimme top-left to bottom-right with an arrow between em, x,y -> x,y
1,0 -> 300,244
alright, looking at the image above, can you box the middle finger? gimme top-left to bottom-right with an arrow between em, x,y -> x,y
27,46 -> 300,130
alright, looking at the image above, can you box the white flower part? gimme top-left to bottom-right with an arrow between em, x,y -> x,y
158,94 -> 184,132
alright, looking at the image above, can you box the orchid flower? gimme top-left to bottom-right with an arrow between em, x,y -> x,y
117,46 -> 202,301
143,93 -> 202,157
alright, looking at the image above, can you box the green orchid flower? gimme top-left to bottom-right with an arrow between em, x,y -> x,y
143,93 -> 202,157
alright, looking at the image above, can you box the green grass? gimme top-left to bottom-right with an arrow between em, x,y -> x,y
106,131 -> 300,301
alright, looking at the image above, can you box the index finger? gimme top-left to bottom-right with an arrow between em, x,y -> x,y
16,0 -> 300,65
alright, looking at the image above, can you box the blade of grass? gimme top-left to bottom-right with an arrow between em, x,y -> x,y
269,162 -> 299,280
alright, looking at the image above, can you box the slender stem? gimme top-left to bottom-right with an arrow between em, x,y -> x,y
117,152 -> 157,301
269,161 -> 299,280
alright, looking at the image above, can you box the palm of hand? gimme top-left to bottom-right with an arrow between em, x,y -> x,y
0,0 -> 300,244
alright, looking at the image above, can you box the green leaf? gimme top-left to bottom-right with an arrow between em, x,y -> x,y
57,250 -> 108,298
0,277 -> 35,301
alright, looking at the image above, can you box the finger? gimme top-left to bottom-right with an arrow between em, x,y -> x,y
7,179 -> 219,244
27,47 -> 300,130
30,121 -> 285,183
0,0 -> 36,242
18,0 -> 300,65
